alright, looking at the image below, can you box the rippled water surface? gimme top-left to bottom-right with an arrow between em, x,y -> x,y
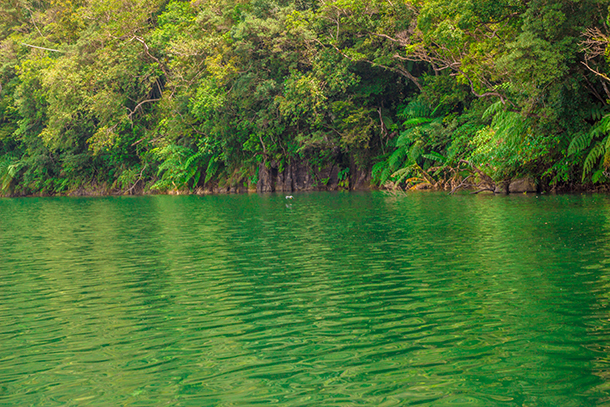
3,192 -> 610,406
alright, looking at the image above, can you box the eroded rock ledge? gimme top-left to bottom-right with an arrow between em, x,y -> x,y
256,161 -> 370,193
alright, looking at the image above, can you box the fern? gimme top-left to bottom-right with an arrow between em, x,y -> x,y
403,117 -> 433,128
371,160 -> 387,183
568,131 -> 593,155
592,169 -> 606,183
408,140 -> 423,163
493,111 -> 528,144
391,167 -> 417,185
589,103 -> 607,121
422,151 -> 448,164
387,146 -> 408,169
0,155 -> 23,193
396,131 -> 412,147
374,99 -> 448,187
583,139 -> 606,179
152,144 -> 208,190
400,100 -> 431,120
600,115 -> 610,133
204,156 -> 219,183
568,113 -> 610,182
482,101 -> 503,121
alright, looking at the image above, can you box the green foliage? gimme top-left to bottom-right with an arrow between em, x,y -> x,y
0,0 -> 610,195
568,114 -> 610,182
372,98 -> 449,185
469,106 -> 540,179
0,153 -> 22,193
151,144 -> 203,191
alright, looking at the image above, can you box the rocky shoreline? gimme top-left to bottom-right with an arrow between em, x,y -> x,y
2,163 -> 608,198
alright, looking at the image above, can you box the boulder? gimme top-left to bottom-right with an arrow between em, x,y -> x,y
508,177 -> 537,193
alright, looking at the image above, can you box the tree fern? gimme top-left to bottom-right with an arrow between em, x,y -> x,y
374,100 -> 447,186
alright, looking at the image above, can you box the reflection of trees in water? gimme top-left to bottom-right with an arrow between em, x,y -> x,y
385,193 -> 610,405
4,194 -> 610,405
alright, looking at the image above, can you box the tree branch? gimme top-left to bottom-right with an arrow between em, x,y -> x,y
581,60 -> 610,83
131,36 -> 168,76
449,175 -> 471,194
127,98 -> 161,120
21,43 -> 64,53
457,68 -> 512,105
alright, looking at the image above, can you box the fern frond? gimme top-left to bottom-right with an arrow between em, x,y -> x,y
568,131 -> 594,155
494,111 -> 528,144
205,156 -> 219,183
184,151 -> 203,169
390,167 -> 413,184
590,104 -> 604,121
402,117 -> 433,128
583,140 -> 606,177
380,166 -> 394,184
396,130 -> 412,147
388,146 -> 408,169
593,169 -> 606,183
600,114 -> 610,133
401,100 -> 430,119
371,160 -> 387,182
482,101 -> 503,121
422,151 -> 447,164
408,141 -> 423,163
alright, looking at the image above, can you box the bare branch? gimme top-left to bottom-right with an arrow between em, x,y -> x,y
371,32 -> 407,46
126,164 -> 148,194
21,43 -> 64,53
131,36 -> 168,76
457,68 -> 513,105
582,27 -> 609,60
581,60 -> 610,83
127,98 -> 161,120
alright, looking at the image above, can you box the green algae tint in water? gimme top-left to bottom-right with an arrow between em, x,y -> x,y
2,192 -> 610,406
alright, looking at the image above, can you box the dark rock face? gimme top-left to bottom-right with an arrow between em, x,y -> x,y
257,163 -> 274,193
508,177 -> 537,193
351,168 -> 371,191
256,161 -> 368,193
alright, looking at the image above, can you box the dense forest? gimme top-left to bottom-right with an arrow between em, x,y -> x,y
1,0 -> 610,195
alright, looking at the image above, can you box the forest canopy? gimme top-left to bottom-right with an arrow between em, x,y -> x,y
1,0 -> 610,195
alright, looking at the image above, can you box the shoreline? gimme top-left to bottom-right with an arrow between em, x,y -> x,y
2,182 -> 609,198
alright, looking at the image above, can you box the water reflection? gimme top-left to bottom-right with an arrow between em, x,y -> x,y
2,192 -> 610,405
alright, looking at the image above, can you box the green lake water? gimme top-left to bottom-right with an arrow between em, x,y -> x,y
2,191 -> 610,406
